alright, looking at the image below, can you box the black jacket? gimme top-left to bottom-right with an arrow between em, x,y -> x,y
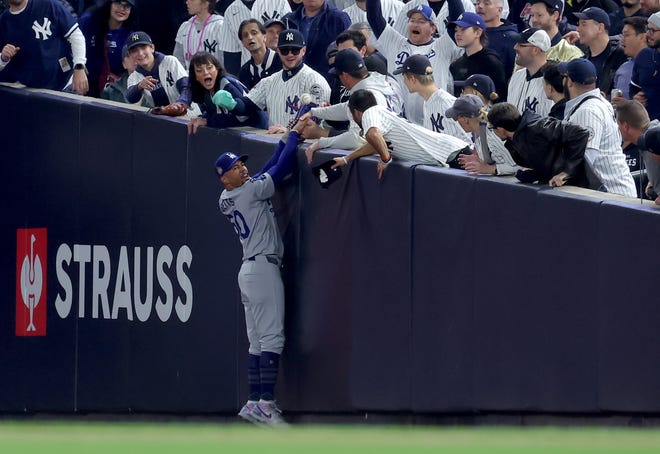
584,37 -> 627,98
505,111 -> 591,187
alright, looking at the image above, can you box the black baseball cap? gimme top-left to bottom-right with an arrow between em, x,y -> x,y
264,18 -> 286,29
393,54 -> 433,76
574,7 -> 610,29
638,126 -> 660,155
278,29 -> 305,48
446,94 -> 484,120
312,159 -> 343,189
126,31 -> 153,50
455,74 -> 497,100
530,0 -> 563,14
558,58 -> 597,85
328,48 -> 365,76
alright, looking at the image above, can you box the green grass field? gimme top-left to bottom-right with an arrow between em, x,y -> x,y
2,422 -> 660,453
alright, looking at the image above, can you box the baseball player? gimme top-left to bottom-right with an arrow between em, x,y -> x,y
365,0 -> 463,125
213,29 -> 331,133
126,31 -> 193,111
507,28 -> 555,117
215,116 -> 307,427
396,54 -> 471,142
343,0 -> 403,27
562,58 -> 637,197
217,0 -> 291,67
332,89 -> 470,179
173,0 -> 225,70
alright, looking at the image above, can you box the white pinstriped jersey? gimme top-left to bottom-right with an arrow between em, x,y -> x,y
393,0 -> 476,38
477,127 -> 520,175
507,69 -> 554,117
565,89 -> 636,197
127,55 -> 188,107
247,64 -> 331,126
423,89 -> 471,142
376,25 -> 462,125
361,104 -> 469,165
174,14 -> 225,69
344,0 -> 403,26
217,0 -> 291,64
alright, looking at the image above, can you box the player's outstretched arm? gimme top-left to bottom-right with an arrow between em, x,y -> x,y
331,142 -> 378,168
263,130 -> 302,185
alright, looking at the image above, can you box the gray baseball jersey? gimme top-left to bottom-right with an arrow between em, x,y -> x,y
565,89 -> 637,197
507,69 -> 554,117
344,0 -> 403,26
375,25 -> 462,124
247,64 -> 331,126
361,104 -> 469,164
217,0 -> 291,64
423,88 -> 472,142
174,14 -> 225,69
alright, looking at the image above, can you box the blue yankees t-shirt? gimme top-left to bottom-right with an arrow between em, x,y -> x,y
0,0 -> 78,89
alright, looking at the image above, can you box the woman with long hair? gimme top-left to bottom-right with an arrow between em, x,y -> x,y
187,52 -> 268,134
79,0 -> 138,97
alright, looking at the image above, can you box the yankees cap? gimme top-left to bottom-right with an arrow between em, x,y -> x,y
449,12 -> 486,30
215,152 -> 248,177
328,49 -> 365,76
558,58 -> 597,85
455,74 -> 497,101
407,4 -> 434,22
126,31 -> 153,50
574,7 -> 610,29
393,54 -> 433,76
529,0 -> 563,14
277,29 -> 305,49
638,126 -> 660,155
446,94 -> 484,120
516,28 -> 551,52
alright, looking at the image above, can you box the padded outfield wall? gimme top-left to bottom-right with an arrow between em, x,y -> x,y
2,85 -> 660,415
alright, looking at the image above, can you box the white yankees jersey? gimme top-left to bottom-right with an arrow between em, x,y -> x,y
344,0 -> 403,27
174,14 -> 225,69
393,0 -> 476,38
220,173 -> 283,260
476,127 -> 520,175
376,25 -> 462,125
423,89 -> 471,142
507,69 -> 554,117
217,0 -> 291,64
127,53 -> 188,107
313,71 -> 404,150
247,64 -> 331,126
361,104 -> 469,165
565,89 -> 637,197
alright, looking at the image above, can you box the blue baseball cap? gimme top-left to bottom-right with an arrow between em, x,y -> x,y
449,12 -> 486,30
558,58 -> 597,85
574,7 -> 610,29
278,29 -> 305,48
407,4 -> 434,22
329,48 -> 365,76
126,31 -> 153,50
456,74 -> 497,100
393,54 -> 433,75
638,126 -> 660,155
215,152 -> 248,177
446,94 -> 484,120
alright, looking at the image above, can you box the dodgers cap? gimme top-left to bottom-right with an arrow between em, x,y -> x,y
449,12 -> 486,30
407,4 -> 434,22
215,152 -> 248,177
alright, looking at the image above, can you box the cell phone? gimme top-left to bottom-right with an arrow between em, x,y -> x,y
611,88 -> 623,99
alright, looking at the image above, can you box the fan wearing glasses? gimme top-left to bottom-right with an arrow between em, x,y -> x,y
630,12 -> 660,122
212,28 -> 330,134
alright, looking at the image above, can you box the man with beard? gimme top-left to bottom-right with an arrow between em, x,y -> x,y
529,0 -> 584,62
609,0 -> 646,36
630,12 -> 660,121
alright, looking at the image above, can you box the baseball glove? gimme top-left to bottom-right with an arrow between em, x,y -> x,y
150,103 -> 187,116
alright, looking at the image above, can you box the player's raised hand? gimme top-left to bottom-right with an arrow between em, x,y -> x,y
212,90 -> 237,110
305,141 -> 320,164
1,44 -> 19,62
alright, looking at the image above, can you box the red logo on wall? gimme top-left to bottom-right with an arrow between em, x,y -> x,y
16,228 -> 47,336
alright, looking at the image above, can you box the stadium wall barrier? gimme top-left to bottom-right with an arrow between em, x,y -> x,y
2,86 -> 660,415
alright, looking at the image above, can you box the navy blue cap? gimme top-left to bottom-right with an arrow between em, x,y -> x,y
264,18 -> 286,29
446,94 -> 484,120
215,152 -> 248,177
126,31 -> 153,50
558,58 -> 597,85
530,0 -> 563,14
456,74 -> 497,100
393,54 -> 433,76
112,0 -> 136,6
574,7 -> 610,29
407,4 -> 434,22
328,48 -> 365,76
278,29 -> 305,48
638,126 -> 660,155
449,12 -> 486,30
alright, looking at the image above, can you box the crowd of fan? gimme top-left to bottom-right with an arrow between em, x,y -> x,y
1,0 -> 660,199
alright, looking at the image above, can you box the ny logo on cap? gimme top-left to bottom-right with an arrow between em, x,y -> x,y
131,33 -> 140,41
286,32 -> 294,41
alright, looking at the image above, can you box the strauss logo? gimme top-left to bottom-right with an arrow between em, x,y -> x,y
20,234 -> 43,332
